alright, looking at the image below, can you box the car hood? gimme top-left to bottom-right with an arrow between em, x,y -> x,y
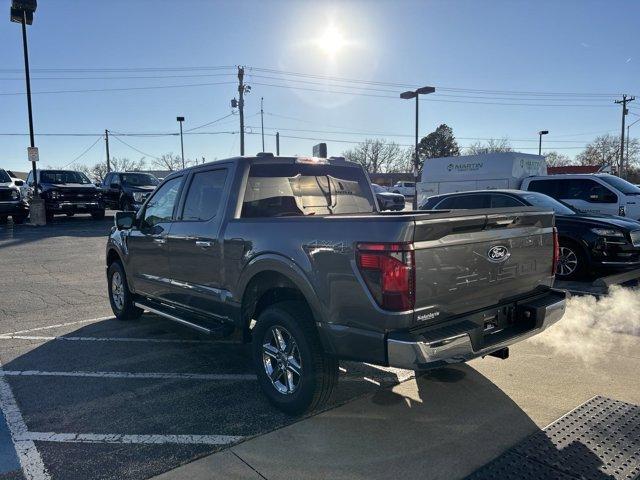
42,183 -> 97,191
557,213 -> 640,231
377,191 -> 404,199
124,185 -> 156,193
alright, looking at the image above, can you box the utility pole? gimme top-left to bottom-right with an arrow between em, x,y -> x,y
615,94 -> 635,178
104,129 -> 111,172
260,97 -> 265,152
276,132 -> 280,155
238,66 -> 245,156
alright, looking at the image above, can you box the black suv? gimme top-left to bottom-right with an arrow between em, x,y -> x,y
27,169 -> 105,221
0,168 -> 28,224
101,172 -> 159,211
421,189 -> 640,279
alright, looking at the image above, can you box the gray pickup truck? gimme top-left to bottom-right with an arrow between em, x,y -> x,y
105,154 -> 567,414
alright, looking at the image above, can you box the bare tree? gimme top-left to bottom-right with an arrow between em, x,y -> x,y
342,139 -> 410,173
153,153 -> 187,171
465,137 -> 512,155
544,151 -> 574,167
575,134 -> 639,172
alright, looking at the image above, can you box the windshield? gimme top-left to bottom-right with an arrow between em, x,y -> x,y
0,170 -> 10,183
40,170 -> 92,185
121,173 -> 159,187
242,163 -> 376,217
521,192 -> 576,215
598,175 -> 640,195
371,184 -> 386,193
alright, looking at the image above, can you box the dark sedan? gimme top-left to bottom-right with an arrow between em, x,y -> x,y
372,184 -> 405,211
100,172 -> 159,211
421,189 -> 640,279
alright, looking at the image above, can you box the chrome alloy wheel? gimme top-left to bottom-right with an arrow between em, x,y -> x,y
262,326 -> 302,395
111,271 -> 125,311
557,246 -> 578,277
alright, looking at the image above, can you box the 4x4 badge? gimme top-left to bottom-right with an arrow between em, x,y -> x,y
487,245 -> 510,263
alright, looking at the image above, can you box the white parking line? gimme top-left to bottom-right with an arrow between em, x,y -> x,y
20,432 -> 242,446
0,335 -> 232,345
1,317 -> 113,337
0,370 -> 257,381
0,361 -> 51,480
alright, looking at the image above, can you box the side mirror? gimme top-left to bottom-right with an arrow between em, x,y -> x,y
110,182 -> 120,189
14,180 -> 24,186
114,211 -> 136,230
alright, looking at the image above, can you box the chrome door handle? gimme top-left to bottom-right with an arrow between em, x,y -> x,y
153,238 -> 167,245
195,240 -> 213,248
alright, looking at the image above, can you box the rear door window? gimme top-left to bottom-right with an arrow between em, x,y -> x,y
490,194 -> 524,208
528,179 -> 559,197
181,169 -> 228,221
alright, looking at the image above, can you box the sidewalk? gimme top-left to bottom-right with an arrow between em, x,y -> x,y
154,332 -> 640,480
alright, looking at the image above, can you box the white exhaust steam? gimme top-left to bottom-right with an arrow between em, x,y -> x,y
532,286 -> 640,361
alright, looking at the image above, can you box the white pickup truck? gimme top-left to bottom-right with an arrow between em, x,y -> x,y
389,181 -> 416,197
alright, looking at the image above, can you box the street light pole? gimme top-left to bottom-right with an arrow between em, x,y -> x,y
626,118 -> 640,178
177,116 -> 185,169
538,130 -> 549,156
400,86 -> 435,209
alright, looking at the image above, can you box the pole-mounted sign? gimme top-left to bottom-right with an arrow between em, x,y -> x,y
27,146 -> 39,162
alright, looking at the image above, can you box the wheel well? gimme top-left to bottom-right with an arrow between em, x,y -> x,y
241,271 -> 309,342
106,249 -> 122,267
558,236 -> 589,259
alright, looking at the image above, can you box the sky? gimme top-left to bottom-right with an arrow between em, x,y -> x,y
1,0 -> 639,173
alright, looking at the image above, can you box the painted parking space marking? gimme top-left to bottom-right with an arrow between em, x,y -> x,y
0,370 -> 257,381
0,316 -> 114,337
0,410 -> 21,475
21,432 -> 242,446
0,360 -> 51,480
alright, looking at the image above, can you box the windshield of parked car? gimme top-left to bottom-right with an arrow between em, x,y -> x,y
121,173 -> 159,187
242,163 -> 376,217
520,192 -> 576,215
40,170 -> 92,185
0,170 -> 10,183
598,175 -> 640,195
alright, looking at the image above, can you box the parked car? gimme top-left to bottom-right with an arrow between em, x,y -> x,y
105,155 -> 566,414
522,173 -> 640,220
372,183 -> 405,211
100,172 -> 159,211
389,181 -> 416,197
0,169 -> 28,224
26,169 -> 105,221
421,189 -> 640,279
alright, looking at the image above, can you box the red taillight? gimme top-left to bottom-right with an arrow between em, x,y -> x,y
552,227 -> 560,275
356,242 -> 415,311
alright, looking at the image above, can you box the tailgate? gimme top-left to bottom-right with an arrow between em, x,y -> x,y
412,208 -> 555,322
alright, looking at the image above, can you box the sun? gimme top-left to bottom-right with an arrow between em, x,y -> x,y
314,24 -> 347,58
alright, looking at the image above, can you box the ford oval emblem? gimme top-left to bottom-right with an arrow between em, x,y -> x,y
487,245 -> 510,263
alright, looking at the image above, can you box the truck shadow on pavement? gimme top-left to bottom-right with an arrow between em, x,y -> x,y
0,212 -> 115,250
0,315 -> 620,480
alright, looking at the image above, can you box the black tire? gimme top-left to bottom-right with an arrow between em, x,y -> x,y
45,210 -> 54,222
0,216 -> 7,224
252,301 -> 338,415
12,215 -> 26,225
91,209 -> 106,220
107,261 -> 143,321
556,240 -> 587,280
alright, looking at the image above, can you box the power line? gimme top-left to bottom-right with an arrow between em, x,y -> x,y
60,136 -> 104,168
110,135 -> 161,160
0,66 -> 236,73
184,112 -> 235,132
0,81 -> 236,96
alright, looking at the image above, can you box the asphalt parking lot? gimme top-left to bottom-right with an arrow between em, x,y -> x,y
0,213 -> 415,479
1,212 -> 639,480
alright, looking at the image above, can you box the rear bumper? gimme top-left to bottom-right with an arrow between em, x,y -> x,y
387,289 -> 568,370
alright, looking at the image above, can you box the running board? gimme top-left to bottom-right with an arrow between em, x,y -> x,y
134,301 -> 213,335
